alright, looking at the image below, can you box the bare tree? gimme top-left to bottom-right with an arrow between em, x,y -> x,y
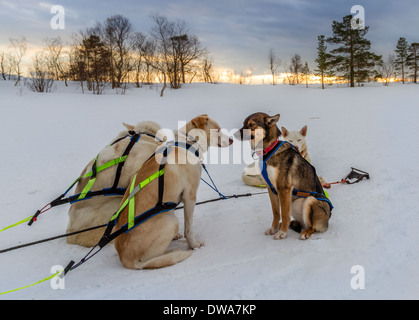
0,51 -> 14,80
44,36 -> 69,86
201,54 -> 214,83
290,53 -> 303,84
173,20 -> 206,84
26,53 -> 54,93
150,13 -> 206,89
377,54 -> 396,86
104,15 -> 133,88
131,31 -> 147,87
150,13 -> 174,91
141,39 -> 156,85
268,49 -> 281,85
408,42 -> 419,84
245,67 -> 254,85
236,72 -> 245,85
5,53 -> 13,80
169,33 -> 185,88
283,63 -> 293,85
9,37 -> 27,86
0,51 -> 7,80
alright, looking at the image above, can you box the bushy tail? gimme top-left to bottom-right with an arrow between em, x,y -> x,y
302,196 -> 317,228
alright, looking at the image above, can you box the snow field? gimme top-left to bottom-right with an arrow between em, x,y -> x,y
0,81 -> 418,299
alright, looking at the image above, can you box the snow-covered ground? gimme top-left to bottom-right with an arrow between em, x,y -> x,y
0,80 -> 418,300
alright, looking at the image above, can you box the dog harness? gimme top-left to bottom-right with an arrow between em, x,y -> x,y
61,140 -> 214,275
29,131 -> 163,225
258,139 -> 333,210
95,140 -> 200,248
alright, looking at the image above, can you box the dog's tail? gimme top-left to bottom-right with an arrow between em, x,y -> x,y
300,196 -> 329,239
134,249 -> 193,269
302,196 -> 317,229
134,120 -> 162,136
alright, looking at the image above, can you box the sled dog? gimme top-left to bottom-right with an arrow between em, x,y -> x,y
67,121 -> 164,247
113,115 -> 233,269
281,125 -> 311,162
241,125 -> 311,188
282,125 -> 330,188
235,112 -> 331,240
242,125 -> 330,188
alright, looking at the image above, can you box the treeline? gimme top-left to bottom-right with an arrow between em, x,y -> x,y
0,13 -> 218,94
268,14 -> 418,88
1,13 -> 418,92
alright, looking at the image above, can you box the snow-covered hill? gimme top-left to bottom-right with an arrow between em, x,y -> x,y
0,80 -> 418,300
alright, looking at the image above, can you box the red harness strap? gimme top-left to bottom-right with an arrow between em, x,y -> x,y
254,139 -> 280,157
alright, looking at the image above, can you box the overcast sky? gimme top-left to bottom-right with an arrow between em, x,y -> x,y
0,0 -> 418,74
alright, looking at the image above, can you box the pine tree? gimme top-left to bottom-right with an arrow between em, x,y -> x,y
302,62 -> 310,88
326,15 -> 381,87
314,35 -> 334,89
407,42 -> 419,84
72,34 -> 111,94
394,37 -> 409,83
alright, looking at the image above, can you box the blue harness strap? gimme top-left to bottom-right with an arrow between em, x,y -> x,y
161,140 -> 226,199
174,141 -> 200,158
259,141 -> 286,195
292,189 -> 334,210
258,140 -> 333,211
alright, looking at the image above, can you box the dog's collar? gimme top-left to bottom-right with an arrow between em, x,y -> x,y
177,131 -> 205,157
156,140 -> 200,161
254,139 -> 281,157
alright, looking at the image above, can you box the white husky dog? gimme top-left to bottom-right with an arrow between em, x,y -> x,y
281,125 -> 311,162
66,121 -> 164,247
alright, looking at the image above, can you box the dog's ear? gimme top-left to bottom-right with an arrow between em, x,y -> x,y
122,122 -> 135,131
300,125 -> 307,137
281,126 -> 289,138
191,115 -> 209,129
265,114 -> 280,127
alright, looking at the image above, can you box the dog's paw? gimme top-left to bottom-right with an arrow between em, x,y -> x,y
273,230 -> 287,240
299,230 -> 312,240
173,233 -> 183,240
264,227 -> 279,235
189,240 -> 204,249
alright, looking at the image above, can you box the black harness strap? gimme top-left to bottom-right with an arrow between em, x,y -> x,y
110,132 -> 140,191
53,132 -> 161,208
28,132 -> 162,226
50,188 -> 127,206
97,202 -> 179,249
109,132 -> 164,191
64,141 -> 195,274
90,158 -> 98,179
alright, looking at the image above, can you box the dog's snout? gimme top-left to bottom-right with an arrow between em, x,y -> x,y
233,129 -> 243,140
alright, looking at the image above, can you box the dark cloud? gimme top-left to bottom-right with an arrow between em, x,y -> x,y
1,0 -> 418,74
